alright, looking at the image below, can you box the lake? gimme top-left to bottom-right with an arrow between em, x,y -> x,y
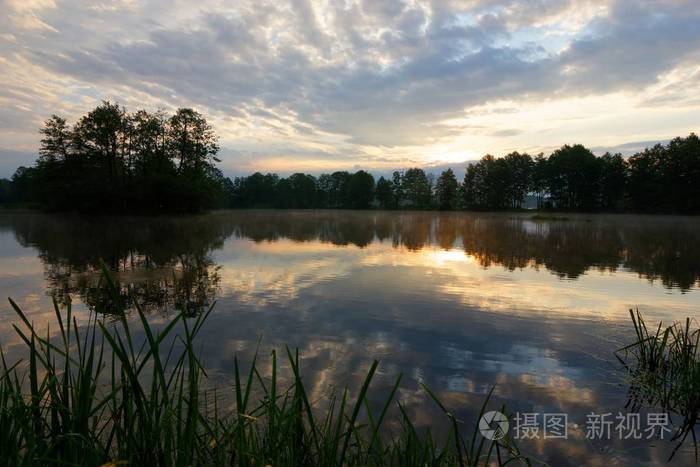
0,210 -> 698,466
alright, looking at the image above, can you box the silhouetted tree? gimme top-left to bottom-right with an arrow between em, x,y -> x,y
402,168 -> 432,208
5,102 -> 229,213
659,134 -> 700,213
375,176 -> 393,208
546,144 -> 600,210
435,168 -> 458,210
168,108 -> 219,177
5,112 -> 700,215
0,179 -> 11,203
329,171 -> 351,208
317,173 -> 333,208
531,153 -> 549,209
288,173 -> 317,208
501,152 -> 533,208
347,170 -> 375,209
461,155 -> 508,209
391,171 -> 403,208
599,152 -> 627,211
39,115 -> 71,165
234,172 -> 278,207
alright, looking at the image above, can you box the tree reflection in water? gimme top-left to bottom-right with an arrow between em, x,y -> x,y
1,210 -> 698,317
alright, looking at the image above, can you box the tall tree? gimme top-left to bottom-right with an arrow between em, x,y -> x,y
288,173 -> 317,208
531,153 -> 549,209
317,173 -> 333,208
129,110 -> 169,176
39,115 -> 71,165
599,152 -> 627,211
347,170 -> 375,209
546,144 -> 600,210
375,176 -> 393,209
329,171 -> 351,208
168,108 -> 219,177
391,171 -> 403,208
501,152 -> 533,208
435,168 -> 458,210
402,168 -> 432,208
73,101 -> 126,181
660,134 -> 700,213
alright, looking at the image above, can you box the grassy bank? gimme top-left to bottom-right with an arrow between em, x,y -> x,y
0,268 -> 529,466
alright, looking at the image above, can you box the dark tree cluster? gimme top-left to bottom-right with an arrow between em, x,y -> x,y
229,167 -> 440,210
1,105 -> 697,215
226,134 -> 699,214
3,101 -> 229,212
230,170 -> 378,209
462,134 -> 700,213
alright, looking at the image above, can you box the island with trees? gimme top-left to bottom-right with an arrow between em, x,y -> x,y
0,101 -> 698,214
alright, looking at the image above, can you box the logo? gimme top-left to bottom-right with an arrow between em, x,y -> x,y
479,410 -> 509,440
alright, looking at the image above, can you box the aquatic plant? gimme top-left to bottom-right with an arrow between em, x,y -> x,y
0,266 -> 530,466
617,308 -> 699,461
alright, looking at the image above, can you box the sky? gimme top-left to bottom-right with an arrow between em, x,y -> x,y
0,0 -> 699,177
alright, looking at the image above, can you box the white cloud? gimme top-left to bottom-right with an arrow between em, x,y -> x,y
0,0 -> 698,175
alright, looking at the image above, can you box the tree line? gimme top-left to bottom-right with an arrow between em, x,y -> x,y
0,101 -> 228,212
227,135 -> 699,213
0,101 -> 698,213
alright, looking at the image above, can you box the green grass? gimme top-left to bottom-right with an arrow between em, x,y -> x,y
617,308 -> 699,461
0,266 -> 531,466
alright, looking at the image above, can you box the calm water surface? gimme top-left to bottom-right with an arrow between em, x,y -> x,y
0,210 -> 698,466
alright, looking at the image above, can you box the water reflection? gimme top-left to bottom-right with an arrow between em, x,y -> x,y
3,213 -> 226,314
227,211 -> 700,291
0,210 -> 698,466
3,211 -> 699,313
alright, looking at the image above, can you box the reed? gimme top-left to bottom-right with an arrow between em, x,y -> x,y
0,266 -> 530,466
617,308 -> 699,461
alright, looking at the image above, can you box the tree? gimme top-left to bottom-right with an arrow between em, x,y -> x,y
288,173 -> 317,208
660,134 -> 700,213
0,178 -> 11,203
9,167 -> 38,204
129,110 -> 169,176
435,169 -> 458,210
329,171 -> 351,208
234,172 -> 278,207
546,144 -> 600,210
501,152 -> 533,208
460,165 -> 476,209
402,168 -> 431,208
317,174 -> 333,208
599,152 -> 627,211
168,108 -> 219,178
347,170 -> 375,209
73,101 -> 126,181
375,176 -> 393,209
7,108 -> 700,216
626,134 -> 700,213
39,115 -> 71,165
391,171 -> 403,208
627,145 -> 663,212
460,155 -> 507,209
4,103 -> 229,213
531,153 -> 549,209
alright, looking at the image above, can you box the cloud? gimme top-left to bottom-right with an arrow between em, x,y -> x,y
0,0 -> 698,174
